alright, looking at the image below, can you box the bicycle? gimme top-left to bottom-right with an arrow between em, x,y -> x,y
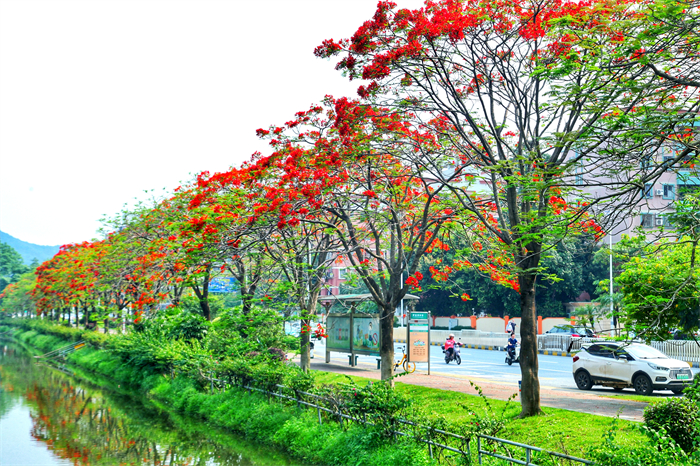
393,346 -> 416,373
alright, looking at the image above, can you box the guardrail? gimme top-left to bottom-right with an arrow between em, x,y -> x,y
33,340 -> 87,360
206,373 -> 592,466
649,340 -> 700,363
538,335 -> 700,363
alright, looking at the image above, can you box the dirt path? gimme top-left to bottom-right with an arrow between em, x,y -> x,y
308,361 -> 647,422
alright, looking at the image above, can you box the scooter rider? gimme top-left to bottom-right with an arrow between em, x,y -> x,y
444,334 -> 456,360
506,332 -> 518,358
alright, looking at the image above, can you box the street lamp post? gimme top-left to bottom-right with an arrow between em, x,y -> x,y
609,233 -> 615,336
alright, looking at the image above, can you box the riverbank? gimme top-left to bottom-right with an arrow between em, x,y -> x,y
2,324 -> 436,466
3,319 -> 690,465
0,339 -> 299,466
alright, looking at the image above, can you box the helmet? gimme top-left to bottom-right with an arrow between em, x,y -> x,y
449,333 -> 454,338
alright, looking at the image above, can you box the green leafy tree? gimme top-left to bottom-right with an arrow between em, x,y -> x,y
0,271 -> 36,316
617,236 -> 700,340
0,243 -> 28,293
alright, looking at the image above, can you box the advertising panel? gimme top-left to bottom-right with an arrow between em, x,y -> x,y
326,315 -> 351,351
409,324 -> 429,362
353,315 -> 380,354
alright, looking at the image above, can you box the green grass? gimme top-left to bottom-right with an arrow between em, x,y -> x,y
595,392 -> 677,403
312,371 -> 646,457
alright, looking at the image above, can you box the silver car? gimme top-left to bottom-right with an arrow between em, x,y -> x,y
572,342 -> 693,395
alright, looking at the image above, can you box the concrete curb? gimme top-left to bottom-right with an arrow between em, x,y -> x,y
393,339 -> 700,367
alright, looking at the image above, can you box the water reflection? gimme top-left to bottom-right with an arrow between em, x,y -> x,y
0,343 -> 298,466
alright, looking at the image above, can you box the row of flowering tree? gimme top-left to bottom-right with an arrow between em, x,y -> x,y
4,0 -> 697,419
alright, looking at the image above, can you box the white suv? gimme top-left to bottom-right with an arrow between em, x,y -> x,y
572,342 -> 693,395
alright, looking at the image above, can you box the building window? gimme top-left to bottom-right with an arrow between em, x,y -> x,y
663,184 -> 675,200
662,215 -> 674,228
641,213 -> 654,228
642,184 -> 654,199
338,268 -> 348,280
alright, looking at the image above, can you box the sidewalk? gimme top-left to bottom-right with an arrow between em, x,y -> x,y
308,360 -> 647,422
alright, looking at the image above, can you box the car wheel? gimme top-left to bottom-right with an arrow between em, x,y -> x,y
633,374 -> 653,396
574,370 -> 593,390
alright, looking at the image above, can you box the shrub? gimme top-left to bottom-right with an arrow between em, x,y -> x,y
643,397 -> 700,453
588,417 -> 692,466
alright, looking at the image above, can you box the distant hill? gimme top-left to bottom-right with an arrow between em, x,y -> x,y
0,230 -> 60,265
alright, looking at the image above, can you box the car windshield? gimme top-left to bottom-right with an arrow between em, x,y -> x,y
627,345 -> 669,359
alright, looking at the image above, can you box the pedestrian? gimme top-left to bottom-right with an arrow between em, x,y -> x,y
507,320 -> 516,334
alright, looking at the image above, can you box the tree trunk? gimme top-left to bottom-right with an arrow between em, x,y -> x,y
300,316 -> 312,372
192,268 -> 212,321
518,272 -> 542,417
379,304 -> 395,384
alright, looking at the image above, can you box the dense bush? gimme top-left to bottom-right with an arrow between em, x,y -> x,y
12,318 -> 111,347
314,378 -> 413,436
588,418 -> 694,466
643,397 -> 700,453
134,308 -> 210,341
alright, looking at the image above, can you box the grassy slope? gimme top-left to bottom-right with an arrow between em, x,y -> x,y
313,372 -> 646,458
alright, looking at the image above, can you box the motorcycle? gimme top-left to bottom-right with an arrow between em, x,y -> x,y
505,344 -> 520,365
441,339 -> 462,365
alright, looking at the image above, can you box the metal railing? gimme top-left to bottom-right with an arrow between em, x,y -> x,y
649,339 -> 700,363
538,335 -> 700,363
33,340 -> 87,360
206,373 -> 592,466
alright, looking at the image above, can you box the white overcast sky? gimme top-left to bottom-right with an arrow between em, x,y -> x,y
0,0 -> 422,247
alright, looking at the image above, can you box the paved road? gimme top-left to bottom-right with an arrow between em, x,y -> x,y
313,339 -> 700,396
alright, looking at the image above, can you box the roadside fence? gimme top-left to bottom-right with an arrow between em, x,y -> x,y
537,334 -> 700,362
649,340 -> 700,363
205,373 -> 592,466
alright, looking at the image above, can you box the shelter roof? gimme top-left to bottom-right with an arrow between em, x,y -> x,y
319,293 -> 420,303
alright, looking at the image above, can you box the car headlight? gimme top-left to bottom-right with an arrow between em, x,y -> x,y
647,362 -> 669,371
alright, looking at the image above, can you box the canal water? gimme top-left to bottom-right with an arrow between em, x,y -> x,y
0,342 -> 301,465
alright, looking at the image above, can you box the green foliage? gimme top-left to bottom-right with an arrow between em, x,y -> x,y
14,318 -> 110,347
0,243 -> 29,294
315,377 -> 413,436
110,327 -> 214,377
178,294 -> 226,319
643,397 -> 700,453
588,417 -> 693,466
461,381 -> 517,438
0,271 -> 36,316
617,235 -> 700,340
209,305 -> 291,357
136,307 -> 210,341
416,238 -> 605,317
